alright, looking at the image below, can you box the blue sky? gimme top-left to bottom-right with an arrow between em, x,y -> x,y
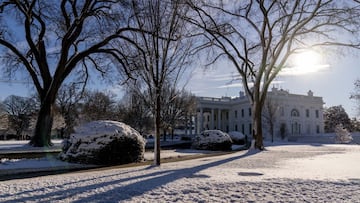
185,53 -> 359,118
0,52 -> 359,118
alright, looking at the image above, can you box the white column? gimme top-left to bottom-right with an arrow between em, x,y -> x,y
228,110 -> 233,132
184,114 -> 188,136
189,115 -> 193,136
200,108 -> 204,133
211,109 -> 215,130
195,114 -> 198,134
218,109 -> 221,131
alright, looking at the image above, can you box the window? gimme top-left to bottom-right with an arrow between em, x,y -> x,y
249,123 -> 252,135
235,110 -> 238,118
235,124 -> 238,131
242,124 -> 245,134
316,125 -> 320,133
315,110 -> 319,118
306,109 -> 309,118
280,123 -> 286,138
306,124 -> 311,134
280,107 -> 284,116
226,112 -> 229,120
291,109 -> 300,117
292,122 -> 301,135
248,108 -> 252,117
241,109 -> 244,117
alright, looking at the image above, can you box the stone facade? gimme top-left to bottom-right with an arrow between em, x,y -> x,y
195,87 -> 324,140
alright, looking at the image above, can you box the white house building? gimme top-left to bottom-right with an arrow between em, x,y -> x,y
195,87 -> 324,140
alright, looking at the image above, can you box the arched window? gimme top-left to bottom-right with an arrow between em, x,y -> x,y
292,122 -> 301,135
291,109 -> 300,117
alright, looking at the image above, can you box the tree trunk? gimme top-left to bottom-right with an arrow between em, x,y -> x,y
154,89 -> 161,166
252,101 -> 265,150
30,101 -> 54,147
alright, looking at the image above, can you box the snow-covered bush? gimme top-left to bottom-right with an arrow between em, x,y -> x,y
228,131 -> 246,145
334,124 -> 353,144
192,130 -> 232,151
59,120 -> 146,165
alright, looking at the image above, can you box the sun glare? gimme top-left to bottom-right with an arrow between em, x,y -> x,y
283,49 -> 329,76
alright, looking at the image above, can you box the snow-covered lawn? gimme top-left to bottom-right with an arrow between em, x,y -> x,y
0,149 -> 220,172
0,140 -> 221,176
0,140 -> 62,151
0,142 -> 359,202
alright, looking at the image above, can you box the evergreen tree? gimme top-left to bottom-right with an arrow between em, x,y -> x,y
324,106 -> 352,133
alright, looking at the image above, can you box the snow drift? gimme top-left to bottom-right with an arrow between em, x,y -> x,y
192,130 -> 232,151
59,120 -> 146,165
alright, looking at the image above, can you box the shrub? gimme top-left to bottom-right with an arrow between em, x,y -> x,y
192,130 -> 232,151
59,120 -> 146,165
96,136 -> 145,164
334,124 -> 353,144
228,131 -> 246,145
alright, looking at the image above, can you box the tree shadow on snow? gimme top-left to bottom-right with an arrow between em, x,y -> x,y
77,150 -> 259,202
3,150 -> 259,203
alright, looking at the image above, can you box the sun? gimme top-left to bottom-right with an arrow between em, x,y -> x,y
282,49 -> 329,76
292,50 -> 322,74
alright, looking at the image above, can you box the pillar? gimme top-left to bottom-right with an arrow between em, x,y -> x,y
195,115 -> 198,134
184,114 -> 188,136
200,108 -> 204,133
218,109 -> 221,131
211,109 -> 215,130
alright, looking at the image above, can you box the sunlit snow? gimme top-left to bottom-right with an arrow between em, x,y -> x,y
0,140 -> 359,202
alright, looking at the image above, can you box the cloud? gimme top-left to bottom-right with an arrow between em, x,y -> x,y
217,82 -> 243,89
208,73 -> 241,81
217,80 -> 285,89
280,64 -> 330,76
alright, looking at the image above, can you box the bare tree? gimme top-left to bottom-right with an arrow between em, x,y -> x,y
121,0 -> 194,165
81,90 -> 116,122
186,0 -> 360,149
0,1 -> 143,146
3,95 -> 37,139
117,88 -> 153,135
161,86 -> 196,140
56,83 -> 84,138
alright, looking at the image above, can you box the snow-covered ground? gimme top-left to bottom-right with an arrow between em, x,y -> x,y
0,142 -> 359,202
0,140 -> 221,176
0,140 -> 62,150
0,149 -> 219,172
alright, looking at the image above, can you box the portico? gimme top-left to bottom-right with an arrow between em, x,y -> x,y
196,97 -> 232,134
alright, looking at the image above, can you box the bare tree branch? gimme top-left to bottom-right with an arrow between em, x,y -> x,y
186,0 -> 360,149
0,0 -> 151,146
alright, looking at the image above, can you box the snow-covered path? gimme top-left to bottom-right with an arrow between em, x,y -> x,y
1,144 -> 360,202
